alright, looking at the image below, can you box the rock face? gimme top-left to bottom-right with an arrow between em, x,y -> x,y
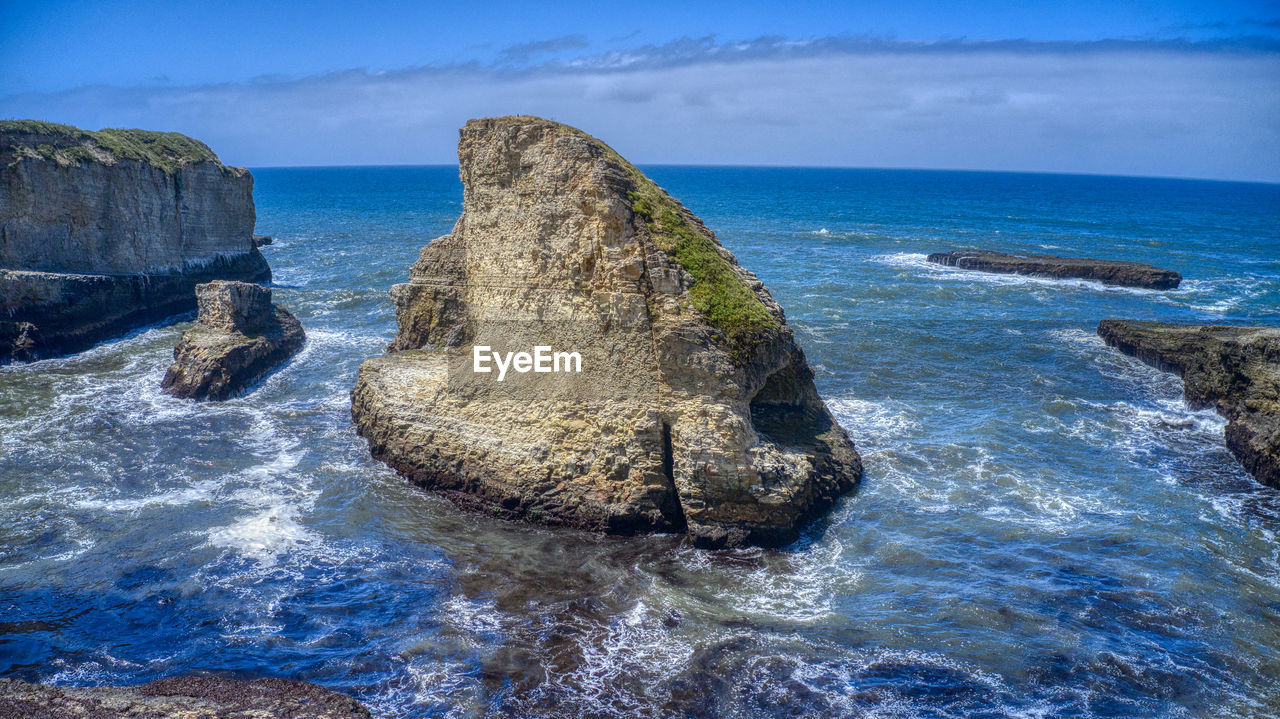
1098,320 -> 1280,488
928,250 -> 1181,289
0,120 -> 271,362
352,116 -> 861,548
0,676 -> 371,718
162,280 -> 304,400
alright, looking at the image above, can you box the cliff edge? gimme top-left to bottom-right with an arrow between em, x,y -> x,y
0,120 -> 270,362
351,116 -> 861,548
1098,320 -> 1279,488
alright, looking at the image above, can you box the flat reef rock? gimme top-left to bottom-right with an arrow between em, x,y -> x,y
0,676 -> 371,719
0,120 -> 271,362
928,250 -> 1181,289
162,280 -> 304,400
352,116 -> 862,548
1098,320 -> 1280,488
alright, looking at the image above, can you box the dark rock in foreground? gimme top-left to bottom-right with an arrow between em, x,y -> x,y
928,250 -> 1181,289
0,676 -> 371,718
0,120 -> 271,363
1098,320 -> 1280,488
352,116 -> 861,548
162,280 -> 304,400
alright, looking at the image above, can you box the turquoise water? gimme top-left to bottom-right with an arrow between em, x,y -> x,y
2,166 -> 1278,718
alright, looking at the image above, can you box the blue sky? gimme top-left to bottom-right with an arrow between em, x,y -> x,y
2,1 -> 1278,180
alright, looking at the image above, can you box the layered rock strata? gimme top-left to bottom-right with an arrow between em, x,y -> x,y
352,116 -> 862,548
1098,320 -> 1279,488
928,250 -> 1181,289
0,676 -> 371,719
0,120 -> 270,362
162,280 -> 304,400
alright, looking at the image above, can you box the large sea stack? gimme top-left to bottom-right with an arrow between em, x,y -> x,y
1098,320 -> 1279,488
161,280 -> 305,400
352,116 -> 862,548
0,121 -> 270,362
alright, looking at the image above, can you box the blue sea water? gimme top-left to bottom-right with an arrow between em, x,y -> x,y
1,166 -> 1278,718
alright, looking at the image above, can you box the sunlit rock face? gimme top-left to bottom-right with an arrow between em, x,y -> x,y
352,116 -> 861,548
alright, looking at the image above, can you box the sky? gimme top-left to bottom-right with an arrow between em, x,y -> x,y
1,0 -> 1278,181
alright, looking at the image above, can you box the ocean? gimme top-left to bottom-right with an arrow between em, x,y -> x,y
1,166 -> 1278,718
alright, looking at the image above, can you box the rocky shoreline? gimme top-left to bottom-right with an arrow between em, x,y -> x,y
1098,320 -> 1280,488
0,121 -> 270,362
928,249 -> 1181,289
0,676 -> 371,718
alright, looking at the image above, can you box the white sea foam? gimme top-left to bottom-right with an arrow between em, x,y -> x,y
74,479 -> 219,513
826,397 -> 922,448
676,534 -> 862,623
207,503 -> 318,566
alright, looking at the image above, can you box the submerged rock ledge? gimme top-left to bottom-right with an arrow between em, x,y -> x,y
352,116 -> 862,548
0,120 -> 270,362
0,676 -> 371,718
1098,320 -> 1280,488
162,280 -> 304,400
928,250 -> 1181,289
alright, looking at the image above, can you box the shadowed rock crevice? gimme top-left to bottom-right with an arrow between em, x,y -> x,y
659,421 -> 688,531
352,116 -> 861,548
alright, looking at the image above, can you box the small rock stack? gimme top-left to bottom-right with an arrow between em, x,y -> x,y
162,280 -> 304,400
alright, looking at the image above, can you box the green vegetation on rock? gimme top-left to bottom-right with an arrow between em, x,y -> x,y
0,120 -> 234,174
511,118 -> 778,349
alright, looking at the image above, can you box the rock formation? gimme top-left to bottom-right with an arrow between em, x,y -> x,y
0,676 -> 371,718
1098,320 -> 1279,488
162,280 -> 304,400
928,250 -> 1181,289
352,116 -> 861,548
0,120 -> 271,362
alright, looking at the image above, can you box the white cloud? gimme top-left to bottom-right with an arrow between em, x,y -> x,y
3,39 -> 1277,181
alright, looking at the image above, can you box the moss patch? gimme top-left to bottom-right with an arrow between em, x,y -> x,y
1,120 -> 233,174
482,116 -> 779,350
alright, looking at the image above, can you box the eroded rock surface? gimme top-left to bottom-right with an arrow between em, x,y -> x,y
352,116 -> 861,548
928,250 -> 1181,289
162,280 -> 304,400
1098,320 -> 1280,488
0,676 -> 371,719
0,121 -> 270,362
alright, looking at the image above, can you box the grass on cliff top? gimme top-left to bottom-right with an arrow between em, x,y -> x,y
483,116 -> 779,351
1,120 -> 229,174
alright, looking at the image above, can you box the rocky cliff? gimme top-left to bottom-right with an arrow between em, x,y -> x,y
928,250 -> 1181,289
352,116 -> 861,548
162,280 -> 305,400
0,676 -> 371,718
1098,320 -> 1279,488
0,121 -> 270,361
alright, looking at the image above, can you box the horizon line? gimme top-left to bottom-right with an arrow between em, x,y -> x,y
243,162 -> 1280,187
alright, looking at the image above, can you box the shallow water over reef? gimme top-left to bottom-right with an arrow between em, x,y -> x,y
2,166 -> 1278,718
